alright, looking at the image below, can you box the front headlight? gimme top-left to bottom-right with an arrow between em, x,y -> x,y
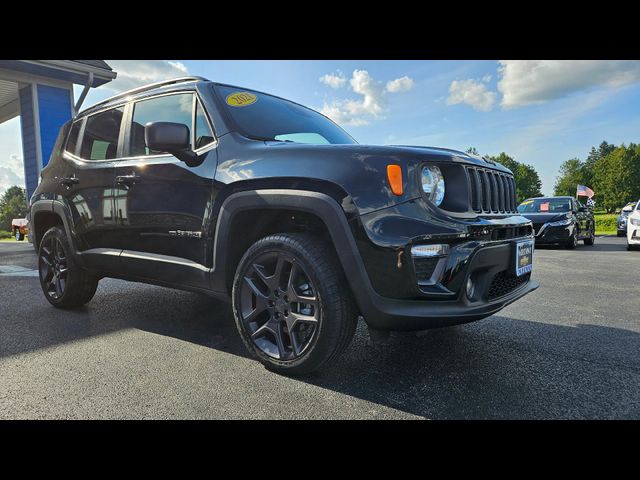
631,218 -> 640,226
421,165 -> 445,206
548,218 -> 572,227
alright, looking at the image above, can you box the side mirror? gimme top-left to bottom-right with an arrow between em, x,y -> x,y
145,122 -> 202,167
578,206 -> 589,212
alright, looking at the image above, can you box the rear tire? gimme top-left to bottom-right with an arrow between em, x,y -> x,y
38,226 -> 98,308
232,233 -> 357,375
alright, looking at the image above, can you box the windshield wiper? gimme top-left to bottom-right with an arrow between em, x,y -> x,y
245,134 -> 293,143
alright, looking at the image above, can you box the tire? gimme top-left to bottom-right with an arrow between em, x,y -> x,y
617,231 -> 625,237
232,233 -> 357,375
565,230 -> 578,249
584,227 -> 595,246
15,230 -> 24,241
628,243 -> 637,251
38,226 -> 98,308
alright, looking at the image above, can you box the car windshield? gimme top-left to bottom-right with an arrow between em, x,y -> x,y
517,198 -> 572,213
214,85 -> 357,145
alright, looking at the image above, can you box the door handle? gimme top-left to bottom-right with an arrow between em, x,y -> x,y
59,175 -> 79,188
116,173 -> 141,186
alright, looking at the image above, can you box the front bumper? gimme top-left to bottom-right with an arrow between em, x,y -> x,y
534,223 -> 574,244
628,226 -> 640,244
353,201 -> 538,330
361,242 -> 539,331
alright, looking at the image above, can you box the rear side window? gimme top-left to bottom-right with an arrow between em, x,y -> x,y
79,107 -> 124,160
129,93 -> 194,156
65,121 -> 82,155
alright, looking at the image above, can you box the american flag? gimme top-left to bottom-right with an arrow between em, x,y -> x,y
577,185 -> 595,198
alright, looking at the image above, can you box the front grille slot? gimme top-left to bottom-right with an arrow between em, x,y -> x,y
467,167 -> 518,215
490,225 -> 533,241
488,271 -> 530,300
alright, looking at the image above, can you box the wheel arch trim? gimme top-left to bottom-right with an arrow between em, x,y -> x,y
210,189 -> 379,319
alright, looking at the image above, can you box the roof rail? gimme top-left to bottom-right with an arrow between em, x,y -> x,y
79,76 -> 209,114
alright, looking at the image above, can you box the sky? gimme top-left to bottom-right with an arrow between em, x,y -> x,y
2,60 -> 640,196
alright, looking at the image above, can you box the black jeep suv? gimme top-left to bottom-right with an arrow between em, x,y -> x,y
30,76 -> 538,374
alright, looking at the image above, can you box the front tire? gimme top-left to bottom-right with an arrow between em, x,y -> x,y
584,226 -> 595,246
565,230 -> 578,249
38,226 -> 98,308
232,233 -> 357,375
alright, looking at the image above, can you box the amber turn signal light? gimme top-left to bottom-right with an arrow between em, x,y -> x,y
387,164 -> 403,196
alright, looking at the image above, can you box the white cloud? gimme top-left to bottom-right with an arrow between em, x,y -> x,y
386,76 -> 414,93
320,69 -> 385,126
103,60 -> 191,92
498,60 -> 640,108
319,71 -> 346,89
482,75 -> 492,83
320,70 -> 413,126
447,78 -> 497,111
0,154 -> 24,196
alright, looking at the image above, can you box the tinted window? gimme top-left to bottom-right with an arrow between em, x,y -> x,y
517,198 -> 572,213
79,107 -> 124,160
130,93 -> 193,156
195,100 -> 215,149
66,121 -> 82,155
214,85 -> 356,145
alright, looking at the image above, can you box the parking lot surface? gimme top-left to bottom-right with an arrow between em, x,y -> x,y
0,237 -> 639,419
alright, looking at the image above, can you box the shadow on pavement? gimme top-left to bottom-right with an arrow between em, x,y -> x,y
2,277 -> 639,419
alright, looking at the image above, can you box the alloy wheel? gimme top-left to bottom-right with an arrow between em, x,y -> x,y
39,236 -> 68,300
239,251 -> 320,360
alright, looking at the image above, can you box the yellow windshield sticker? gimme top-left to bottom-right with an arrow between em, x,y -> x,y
521,200 -> 533,205
226,92 -> 258,107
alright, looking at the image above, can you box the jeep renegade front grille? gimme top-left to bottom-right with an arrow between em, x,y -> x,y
466,167 -> 517,214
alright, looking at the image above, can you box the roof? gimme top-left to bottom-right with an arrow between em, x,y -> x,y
71,60 -> 113,71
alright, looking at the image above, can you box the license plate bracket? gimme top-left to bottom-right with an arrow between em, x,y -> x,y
516,240 -> 534,277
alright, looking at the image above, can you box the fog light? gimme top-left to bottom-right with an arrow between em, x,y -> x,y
466,277 -> 475,299
411,244 -> 449,257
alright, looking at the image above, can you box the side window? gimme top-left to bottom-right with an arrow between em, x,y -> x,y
130,93 -> 194,157
79,107 -> 124,161
195,100 -> 215,149
65,120 -> 82,155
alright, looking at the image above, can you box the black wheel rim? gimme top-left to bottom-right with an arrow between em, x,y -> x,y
39,236 -> 68,300
239,251 -> 320,361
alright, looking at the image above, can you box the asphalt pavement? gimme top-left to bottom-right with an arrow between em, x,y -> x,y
0,236 -> 639,419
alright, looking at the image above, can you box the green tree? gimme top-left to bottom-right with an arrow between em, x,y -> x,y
593,144 -> 640,211
554,158 -> 587,197
0,186 -> 28,232
584,141 -> 615,187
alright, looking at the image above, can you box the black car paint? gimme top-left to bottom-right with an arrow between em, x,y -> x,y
30,78 -> 538,331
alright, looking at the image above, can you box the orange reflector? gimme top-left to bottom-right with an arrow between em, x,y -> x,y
387,164 -> 403,196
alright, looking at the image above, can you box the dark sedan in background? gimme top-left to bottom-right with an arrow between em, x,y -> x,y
517,196 -> 595,249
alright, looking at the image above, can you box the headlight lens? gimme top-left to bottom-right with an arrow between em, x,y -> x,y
631,218 -> 640,226
548,218 -> 572,227
421,166 -> 445,206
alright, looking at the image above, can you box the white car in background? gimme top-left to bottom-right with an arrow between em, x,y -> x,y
627,200 -> 640,251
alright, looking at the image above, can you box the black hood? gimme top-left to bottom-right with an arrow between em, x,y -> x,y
519,212 -> 571,224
